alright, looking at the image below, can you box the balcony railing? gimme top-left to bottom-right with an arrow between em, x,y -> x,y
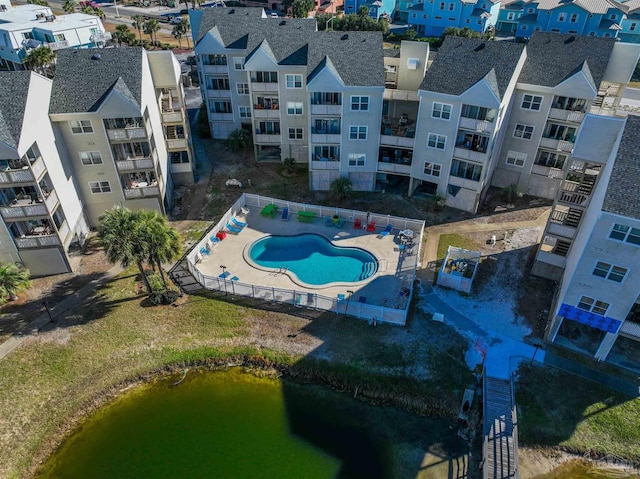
124,185 -> 160,199
253,106 -> 280,119
380,134 -> 415,148
459,117 -> 494,133
548,108 -> 585,123
453,147 -> 488,162
311,160 -> 340,170
209,112 -> 234,121
90,32 -> 112,43
206,88 -> 231,99
202,64 -> 228,74
0,156 -> 45,185
448,174 -> 481,191
162,111 -> 183,123
310,104 -> 341,115
382,89 -> 419,102
377,162 -> 411,176
47,40 -> 69,51
15,233 -> 61,249
540,137 -> 574,152
254,133 -> 281,144
250,82 -> 278,92
531,163 -> 564,178
0,200 -> 47,219
166,138 -> 188,150
116,157 -> 155,172
107,127 -> 147,141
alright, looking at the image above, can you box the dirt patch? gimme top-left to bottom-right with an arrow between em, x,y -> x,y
519,448 -> 640,479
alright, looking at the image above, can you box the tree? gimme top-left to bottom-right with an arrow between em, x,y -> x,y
98,207 -> 151,295
113,24 -> 135,46
291,0 -> 313,18
330,177 -> 353,201
283,157 -> 296,174
27,0 -> 49,5
144,18 -> 161,45
25,46 -> 56,77
172,24 -> 184,49
132,15 -> 145,42
178,18 -> 191,48
138,211 -> 182,289
0,263 -> 30,303
227,128 -> 251,152
62,0 -> 75,13
357,5 -> 369,17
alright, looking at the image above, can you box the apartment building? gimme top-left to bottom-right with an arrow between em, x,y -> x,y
0,3 -> 110,71
49,47 -> 173,227
345,0 -> 396,19
496,0 -> 640,43
534,114 -> 639,372
403,0 -> 500,37
0,71 -> 90,276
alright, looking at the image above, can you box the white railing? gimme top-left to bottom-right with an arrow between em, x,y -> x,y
548,108 -> 585,123
619,320 -> 640,339
47,40 -> 69,50
162,111 -> 183,123
459,117 -> 493,133
0,168 -> 34,184
45,190 -> 58,211
548,222 -> 576,239
202,64 -> 228,74
166,138 -> 188,150
0,203 -> 47,219
107,127 -> 147,141
383,89 -> 419,102
209,112 -> 234,121
448,174 -> 481,191
206,89 -> 231,98
377,162 -> 411,176
531,163 -> 564,179
250,82 -> 278,92
310,104 -> 341,115
453,147 -> 488,162
379,134 -> 415,148
124,186 -> 160,198
254,133 -> 281,144
539,137 -> 574,152
15,234 -> 61,249
90,32 -> 112,43
310,160 -> 340,170
311,133 -> 341,143
253,108 -> 280,119
116,158 -> 154,172
57,220 -> 71,246
535,250 -> 567,268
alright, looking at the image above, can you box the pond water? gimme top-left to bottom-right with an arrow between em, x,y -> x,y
534,460 -> 640,479
36,369 -> 467,479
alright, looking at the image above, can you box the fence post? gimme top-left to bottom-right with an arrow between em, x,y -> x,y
272,287 -> 276,303
293,289 -> 296,305
231,280 -> 235,295
251,284 -> 255,299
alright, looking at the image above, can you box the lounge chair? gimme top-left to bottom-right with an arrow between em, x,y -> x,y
333,218 -> 344,228
354,218 -> 362,229
210,235 -> 221,244
225,223 -> 243,234
325,216 -> 333,227
366,221 -> 376,232
231,276 -> 239,282
281,206 -> 289,221
378,224 -> 393,238
260,204 -> 278,218
218,271 -> 230,279
297,211 -> 315,223
200,247 -> 210,256
232,217 -> 247,228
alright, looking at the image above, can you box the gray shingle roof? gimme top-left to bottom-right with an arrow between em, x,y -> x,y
383,48 -> 401,57
0,71 -> 31,149
49,48 -> 144,114
602,114 -> 640,220
419,37 -> 524,100
518,32 -> 615,88
196,9 -> 384,87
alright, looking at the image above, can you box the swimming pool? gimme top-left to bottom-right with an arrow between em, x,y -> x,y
247,234 -> 378,286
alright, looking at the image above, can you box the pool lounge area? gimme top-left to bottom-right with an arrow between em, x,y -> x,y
187,194 -> 425,325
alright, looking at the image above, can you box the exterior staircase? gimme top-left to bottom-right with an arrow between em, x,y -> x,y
483,375 -> 519,479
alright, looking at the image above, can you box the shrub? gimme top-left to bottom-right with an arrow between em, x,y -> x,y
197,104 -> 211,139
227,128 -> 252,152
329,177 -> 353,201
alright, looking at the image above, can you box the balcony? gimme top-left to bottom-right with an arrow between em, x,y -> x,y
311,132 -> 341,143
539,137 -> 574,152
548,108 -> 585,123
253,106 -> 280,119
380,134 -> 415,148
619,320 -> 640,340
535,250 -> 567,268
254,133 -> 281,144
124,185 -> 160,199
90,32 -> 112,43
459,117 -> 494,133
453,147 -> 488,162
202,64 -> 228,74
531,163 -> 564,179
166,138 -> 188,150
311,160 -> 340,170
383,89 -> 419,102
162,111 -> 183,123
107,127 -> 147,141
448,174 -> 481,191
209,111 -> 234,121
116,157 -> 155,172
250,82 -> 278,92
47,40 -> 69,51
15,233 -> 61,249
0,156 -> 45,185
0,199 -> 47,220
206,88 -> 231,99
310,104 -> 341,115
377,161 -> 411,176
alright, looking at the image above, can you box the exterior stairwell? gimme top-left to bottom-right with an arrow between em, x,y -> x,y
483,375 -> 519,479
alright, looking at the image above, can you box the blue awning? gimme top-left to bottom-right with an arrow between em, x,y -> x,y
559,303 -> 621,333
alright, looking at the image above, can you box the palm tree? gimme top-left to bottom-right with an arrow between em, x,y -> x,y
62,0 -> 75,13
144,18 -> 161,45
98,207 -> 151,294
132,15 -> 144,42
0,263 -> 30,303
25,46 -> 56,77
113,24 -> 135,46
138,211 -> 182,288
178,18 -> 191,48
172,24 -> 183,49
329,177 -> 353,201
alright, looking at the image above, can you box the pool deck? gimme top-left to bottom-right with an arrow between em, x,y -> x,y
196,206 -> 419,307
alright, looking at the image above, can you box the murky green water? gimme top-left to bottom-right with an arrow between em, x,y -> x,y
534,460 -> 640,479
36,369 -> 467,479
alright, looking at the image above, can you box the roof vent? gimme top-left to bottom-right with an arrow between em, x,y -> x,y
279,20 -> 286,25
564,35 -> 576,44
474,42 -> 486,52
341,34 -> 348,40
229,8 -> 235,13
91,53 -> 101,60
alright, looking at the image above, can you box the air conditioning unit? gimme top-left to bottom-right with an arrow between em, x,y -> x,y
45,15 -> 56,22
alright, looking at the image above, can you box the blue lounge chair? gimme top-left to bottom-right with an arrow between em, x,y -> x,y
200,247 -> 210,256
225,223 -> 243,234
325,216 -> 333,227
231,276 -> 239,282
218,271 -> 230,279
281,207 -> 289,221
379,224 -> 393,238
210,235 -> 221,244
232,217 -> 247,228
333,218 -> 344,228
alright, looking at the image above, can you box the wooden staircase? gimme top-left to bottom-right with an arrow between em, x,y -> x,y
483,376 -> 519,479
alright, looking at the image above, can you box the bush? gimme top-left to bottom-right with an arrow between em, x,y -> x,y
329,177 -> 353,201
227,128 -> 252,152
149,289 -> 180,305
197,104 -> 211,139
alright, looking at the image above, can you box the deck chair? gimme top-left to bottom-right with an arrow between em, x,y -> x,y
354,218 -> 362,229
281,206 -> 289,221
325,216 -> 334,227
366,221 -> 376,232
210,235 -> 221,245
231,217 -> 247,228
378,224 -> 393,238
225,223 -> 243,234
218,271 -> 230,279
334,218 -> 344,228
200,247 -> 210,256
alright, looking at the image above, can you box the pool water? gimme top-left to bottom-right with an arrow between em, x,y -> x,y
248,234 -> 378,285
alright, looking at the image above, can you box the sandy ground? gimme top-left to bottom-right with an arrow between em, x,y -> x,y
519,448 -> 640,478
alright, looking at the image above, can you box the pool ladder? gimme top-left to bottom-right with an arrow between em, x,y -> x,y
272,265 -> 288,276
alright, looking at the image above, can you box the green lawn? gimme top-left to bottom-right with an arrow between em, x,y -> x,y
516,364 -> 640,463
436,233 -> 480,260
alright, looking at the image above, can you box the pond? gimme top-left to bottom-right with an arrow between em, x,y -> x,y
36,369 -> 468,479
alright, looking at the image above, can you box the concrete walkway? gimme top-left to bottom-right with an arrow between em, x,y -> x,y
0,264 -> 123,360
184,109 -> 214,221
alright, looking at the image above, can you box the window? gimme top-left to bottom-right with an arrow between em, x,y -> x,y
257,121 -> 280,135
449,2 -> 454,10
210,101 -> 232,113
254,71 -> 278,83
427,133 -> 446,150
70,120 -> 93,134
209,77 -> 229,90
349,125 -> 367,140
514,123 -> 534,140
423,162 -> 441,177
506,151 -> 527,167
507,12 -> 515,20
592,262 -> 628,283
350,96 -> 369,111
609,224 -> 640,245
89,181 -> 111,194
570,13 -> 578,22
288,127 -> 303,140
22,32 -> 33,40
206,54 -> 226,65
286,102 -> 303,115
311,92 -> 342,105
236,83 -> 249,95
348,153 -> 366,166
544,123 -> 576,142
610,13 -> 617,19
412,12 -> 417,17
527,7 -> 534,12
432,102 -> 452,119
461,104 -> 496,122
55,33 -> 66,41
233,57 -> 244,70
558,12 -> 566,22
536,150 -> 567,169
79,151 -> 102,165
314,145 -> 339,160
521,94 -> 543,111
450,159 -> 482,181
577,296 -> 609,316
423,13 -> 427,18
605,33 -> 611,37
239,106 -> 251,118
285,74 -> 303,88
521,25 -> 528,30
439,2 -> 444,9
631,23 -> 637,31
